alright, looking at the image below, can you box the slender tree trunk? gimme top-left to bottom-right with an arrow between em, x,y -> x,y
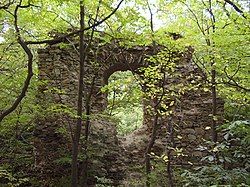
80,75 -> 96,186
71,2 -> 85,186
144,4 -> 157,185
208,0 -> 217,143
145,111 -> 159,187
211,68 -> 217,142
167,151 -> 173,187
167,118 -> 175,187
109,90 -> 116,116
144,69 -> 166,187
81,104 -> 90,187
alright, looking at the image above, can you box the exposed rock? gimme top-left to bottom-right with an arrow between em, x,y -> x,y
188,134 -> 197,141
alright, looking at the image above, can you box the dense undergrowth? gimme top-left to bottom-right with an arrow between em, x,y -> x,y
1,0 -> 249,186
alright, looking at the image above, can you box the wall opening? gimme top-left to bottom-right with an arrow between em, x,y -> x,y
103,71 -> 143,135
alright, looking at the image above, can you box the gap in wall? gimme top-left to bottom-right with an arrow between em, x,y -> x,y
106,70 -> 143,135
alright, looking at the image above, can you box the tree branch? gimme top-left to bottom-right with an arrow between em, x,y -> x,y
223,65 -> 250,92
181,1 -> 206,37
0,2 -> 34,123
25,0 -> 124,45
0,0 -> 14,10
224,0 -> 247,19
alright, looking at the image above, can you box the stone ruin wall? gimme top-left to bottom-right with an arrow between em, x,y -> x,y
34,40 -> 224,184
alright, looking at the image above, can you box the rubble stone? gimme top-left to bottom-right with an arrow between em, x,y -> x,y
35,39 -> 224,185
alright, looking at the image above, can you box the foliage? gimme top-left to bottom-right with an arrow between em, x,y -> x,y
220,120 -> 250,170
176,120 -> 250,186
95,176 -> 113,187
102,71 -> 143,135
0,167 -> 30,187
177,165 -> 249,187
160,0 -> 250,120
0,0 -> 250,186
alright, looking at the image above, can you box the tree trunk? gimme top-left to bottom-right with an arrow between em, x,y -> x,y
71,1 -> 85,186
145,112 -> 159,187
211,68 -> 217,142
167,118 -> 175,187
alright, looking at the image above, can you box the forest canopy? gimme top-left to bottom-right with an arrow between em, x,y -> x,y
0,0 -> 249,186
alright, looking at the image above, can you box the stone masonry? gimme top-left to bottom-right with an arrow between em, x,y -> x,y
34,37 -> 224,185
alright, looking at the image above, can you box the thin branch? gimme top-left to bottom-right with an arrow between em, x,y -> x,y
223,66 -> 250,92
0,0 -> 14,10
224,61 -> 240,79
193,54 -> 209,82
25,0 -> 124,45
224,81 -> 250,92
181,1 -> 206,37
146,0 -> 154,33
224,0 -> 247,19
47,10 -> 76,28
0,1 -> 34,122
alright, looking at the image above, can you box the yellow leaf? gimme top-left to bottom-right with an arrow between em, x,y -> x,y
205,126 -> 211,130
169,101 -> 175,106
